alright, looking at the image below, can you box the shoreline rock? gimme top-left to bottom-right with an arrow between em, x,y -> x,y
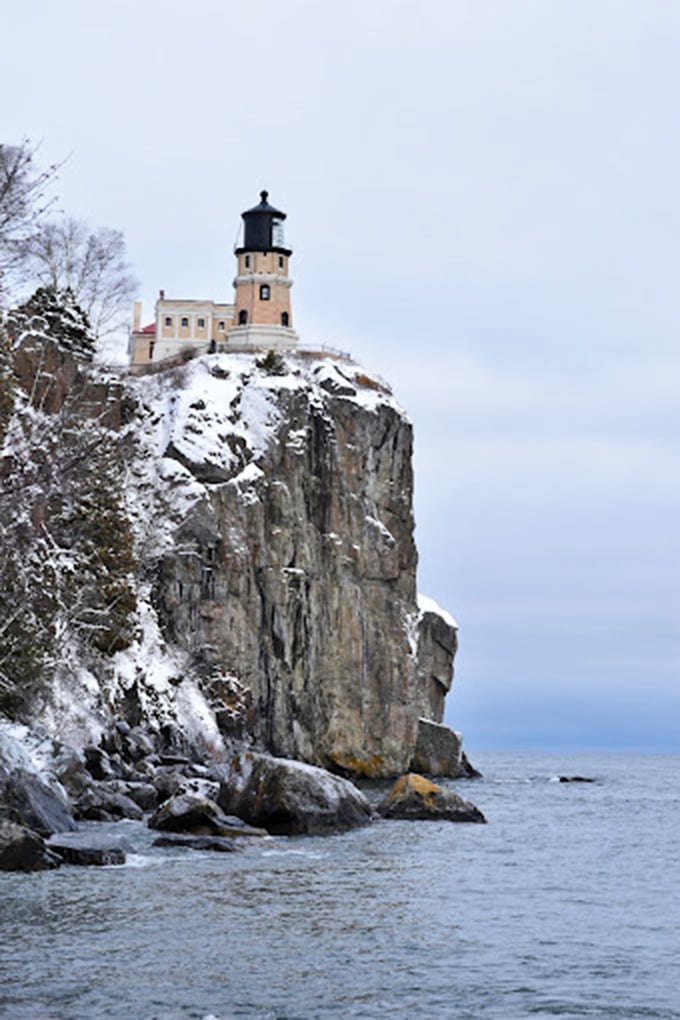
377,773 -> 486,823
218,752 -> 374,835
0,820 -> 61,872
148,792 -> 268,838
46,831 -> 130,867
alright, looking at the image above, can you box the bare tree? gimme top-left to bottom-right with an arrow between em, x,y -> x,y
0,140 -> 60,299
27,216 -> 138,338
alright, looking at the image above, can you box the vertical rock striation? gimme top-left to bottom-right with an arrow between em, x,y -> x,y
129,354 -> 460,777
1,314 -> 466,779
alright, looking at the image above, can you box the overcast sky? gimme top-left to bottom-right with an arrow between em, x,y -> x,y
3,0 -> 678,752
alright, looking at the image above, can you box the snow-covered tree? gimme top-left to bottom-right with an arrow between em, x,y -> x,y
9,284 -> 96,360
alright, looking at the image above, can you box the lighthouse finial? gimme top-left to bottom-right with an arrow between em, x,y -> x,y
260,189 -> 269,203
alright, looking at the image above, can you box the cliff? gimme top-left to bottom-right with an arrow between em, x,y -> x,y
0,302 -> 467,780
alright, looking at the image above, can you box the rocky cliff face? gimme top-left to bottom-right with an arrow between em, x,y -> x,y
0,311 -> 466,779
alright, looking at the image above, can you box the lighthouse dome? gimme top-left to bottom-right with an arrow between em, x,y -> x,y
236,190 -> 292,256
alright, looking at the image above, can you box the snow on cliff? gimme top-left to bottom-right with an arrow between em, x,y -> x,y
123,352 -> 402,556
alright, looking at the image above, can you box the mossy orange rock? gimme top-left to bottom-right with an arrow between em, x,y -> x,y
378,773 -> 486,823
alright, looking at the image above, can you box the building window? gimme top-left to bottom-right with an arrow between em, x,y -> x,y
281,311 -> 289,327
181,316 -> 189,328
238,309 -> 248,325
279,255 -> 284,270
148,341 -> 155,359
260,284 -> 270,300
164,316 -> 172,327
244,255 -> 251,269
198,317 -> 205,329
218,320 -> 225,330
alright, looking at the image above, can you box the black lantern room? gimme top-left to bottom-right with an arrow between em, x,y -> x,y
235,190 -> 292,257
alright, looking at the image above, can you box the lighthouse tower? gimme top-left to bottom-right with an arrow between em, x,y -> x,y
229,190 -> 299,349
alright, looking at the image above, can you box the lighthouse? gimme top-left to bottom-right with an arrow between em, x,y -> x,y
229,190 -> 299,349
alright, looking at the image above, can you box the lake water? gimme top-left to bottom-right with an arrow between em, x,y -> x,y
1,752 -> 679,1019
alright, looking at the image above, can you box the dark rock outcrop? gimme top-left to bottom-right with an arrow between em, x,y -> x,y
377,773 -> 486,823
414,603 -> 458,723
409,718 -> 464,778
217,751 -> 373,835
0,820 -> 61,871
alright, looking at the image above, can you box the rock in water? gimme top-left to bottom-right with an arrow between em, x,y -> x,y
377,773 -> 486,823
148,792 -> 267,837
0,820 -> 61,872
47,831 -> 129,866
217,752 -> 373,835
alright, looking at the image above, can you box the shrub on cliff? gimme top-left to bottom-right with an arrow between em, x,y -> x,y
59,464 -> 137,655
0,525 -> 58,717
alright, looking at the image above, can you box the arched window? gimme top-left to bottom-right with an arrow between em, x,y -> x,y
259,284 -> 270,300
238,309 -> 247,325
244,255 -> 251,269
281,311 -> 289,327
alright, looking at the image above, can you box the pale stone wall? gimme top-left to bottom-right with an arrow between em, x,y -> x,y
142,299 -> 236,365
129,332 -> 155,366
129,243 -> 296,369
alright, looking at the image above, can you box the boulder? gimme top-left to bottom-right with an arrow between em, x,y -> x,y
74,784 -> 144,822
409,718 -> 464,778
148,792 -> 267,838
377,773 -> 486,823
105,780 -> 158,812
83,746 -> 117,781
152,833 -> 242,853
0,763 -> 76,836
47,831 -> 129,866
0,820 -> 61,872
126,727 -> 156,760
52,745 -> 92,797
217,752 -> 373,835
153,767 -> 191,804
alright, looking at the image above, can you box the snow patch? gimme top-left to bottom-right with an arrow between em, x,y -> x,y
417,593 -> 458,630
